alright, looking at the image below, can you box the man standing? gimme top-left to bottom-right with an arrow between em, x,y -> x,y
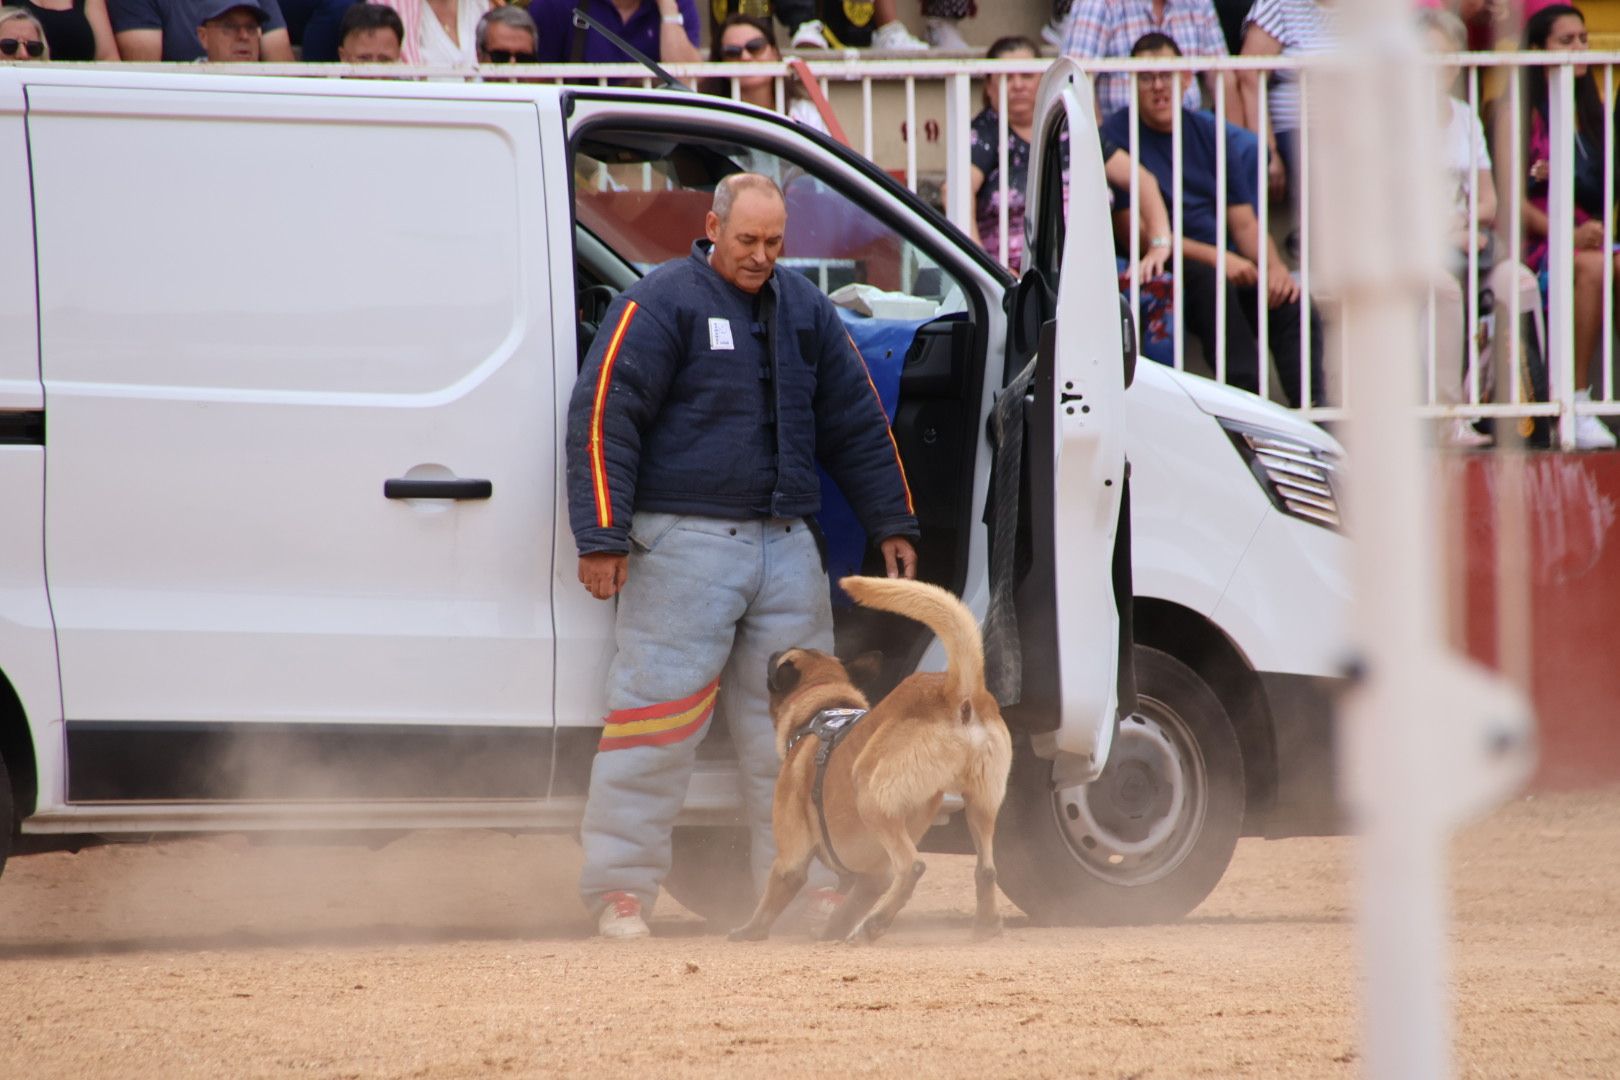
474,3 -> 537,62
1103,31 -> 1325,407
335,2 -> 403,62
566,173 -> 919,940
110,0 -> 294,59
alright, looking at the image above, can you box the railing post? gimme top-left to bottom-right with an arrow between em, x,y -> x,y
943,72 -> 974,235
1548,62 -> 1578,449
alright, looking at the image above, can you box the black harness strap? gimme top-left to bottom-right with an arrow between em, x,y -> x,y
786,707 -> 867,877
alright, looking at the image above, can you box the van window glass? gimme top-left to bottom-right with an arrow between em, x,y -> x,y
572,131 -> 967,320
1031,112 -> 1070,285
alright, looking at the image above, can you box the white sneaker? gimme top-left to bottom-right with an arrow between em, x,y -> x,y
790,19 -> 830,50
597,891 -> 651,940
1443,418 -> 1493,449
1040,17 -> 1064,48
871,20 -> 928,52
924,17 -> 969,50
1574,412 -> 1619,449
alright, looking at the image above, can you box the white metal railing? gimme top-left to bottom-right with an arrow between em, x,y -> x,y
28,53 -> 1620,445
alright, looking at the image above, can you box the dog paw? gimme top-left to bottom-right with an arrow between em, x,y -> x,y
972,917 -> 1004,941
844,919 -> 883,945
727,925 -> 767,942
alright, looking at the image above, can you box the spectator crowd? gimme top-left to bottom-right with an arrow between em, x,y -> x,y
0,0 -> 1613,445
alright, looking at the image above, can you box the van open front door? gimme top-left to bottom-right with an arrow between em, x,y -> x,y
997,58 -> 1130,779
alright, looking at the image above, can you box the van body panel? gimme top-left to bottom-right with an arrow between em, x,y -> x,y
25,84 -> 557,804
0,91 -> 64,818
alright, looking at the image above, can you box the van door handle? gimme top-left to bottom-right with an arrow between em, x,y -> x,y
384,478 -> 493,500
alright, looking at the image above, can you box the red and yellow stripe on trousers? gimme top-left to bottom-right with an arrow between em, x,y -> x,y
588,301 -> 640,529
597,678 -> 720,751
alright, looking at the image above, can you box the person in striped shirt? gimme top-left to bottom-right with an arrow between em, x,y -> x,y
1060,0 -> 1240,121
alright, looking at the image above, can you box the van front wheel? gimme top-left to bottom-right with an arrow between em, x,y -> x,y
995,646 -> 1244,925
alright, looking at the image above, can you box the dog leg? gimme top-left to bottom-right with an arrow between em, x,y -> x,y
963,794 -> 1004,940
819,874 -> 885,942
845,822 -> 925,944
728,857 -> 811,942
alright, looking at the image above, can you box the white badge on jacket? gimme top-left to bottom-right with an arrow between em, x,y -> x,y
708,317 -> 735,351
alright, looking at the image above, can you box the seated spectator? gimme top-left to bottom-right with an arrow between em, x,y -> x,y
335,0 -> 400,61
1237,0 -> 1337,200
531,0 -> 699,64
1061,0 -> 1238,122
108,0 -> 291,58
965,33 -> 1173,279
743,0 -> 924,51
1105,31 -> 1324,407
15,0 -> 119,59
1420,7 -> 1544,447
1505,2 -> 1617,448
475,2 -> 534,62
278,0 -> 357,62
706,14 -> 829,135
0,5 -> 49,56
373,0 -> 488,66
196,0 -> 267,60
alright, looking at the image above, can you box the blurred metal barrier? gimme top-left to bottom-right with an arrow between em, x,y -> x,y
78,54 -> 1620,444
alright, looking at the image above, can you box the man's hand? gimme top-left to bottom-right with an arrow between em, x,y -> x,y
880,536 -> 918,580
1225,254 -> 1259,287
1575,220 -> 1606,251
1138,241 -> 1172,280
579,553 -> 629,600
1266,261 -> 1300,308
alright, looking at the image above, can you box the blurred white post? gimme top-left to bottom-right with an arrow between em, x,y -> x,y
1314,5 -> 1535,1080
943,72 -> 974,235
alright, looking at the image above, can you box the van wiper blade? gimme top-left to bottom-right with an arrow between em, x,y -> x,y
569,5 -> 690,92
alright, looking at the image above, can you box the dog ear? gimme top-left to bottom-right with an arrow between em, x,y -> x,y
767,654 -> 801,694
845,650 -> 885,692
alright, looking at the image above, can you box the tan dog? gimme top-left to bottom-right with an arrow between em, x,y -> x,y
729,576 -> 1013,943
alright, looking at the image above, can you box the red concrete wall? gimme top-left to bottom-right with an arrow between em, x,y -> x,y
1448,452 -> 1620,791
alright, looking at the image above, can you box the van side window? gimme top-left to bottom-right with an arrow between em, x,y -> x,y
571,132 -> 965,321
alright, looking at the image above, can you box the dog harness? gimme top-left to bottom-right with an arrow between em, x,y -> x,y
786,707 -> 868,877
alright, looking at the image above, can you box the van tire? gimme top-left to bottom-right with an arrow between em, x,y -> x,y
663,826 -> 757,927
995,645 -> 1244,925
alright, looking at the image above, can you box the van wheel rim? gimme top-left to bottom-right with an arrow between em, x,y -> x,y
1050,698 -> 1207,887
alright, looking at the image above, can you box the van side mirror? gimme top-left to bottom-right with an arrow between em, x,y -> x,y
1118,293 -> 1138,390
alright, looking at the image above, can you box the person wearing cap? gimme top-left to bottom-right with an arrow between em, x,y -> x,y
109,0 -> 292,59
196,0 -> 267,59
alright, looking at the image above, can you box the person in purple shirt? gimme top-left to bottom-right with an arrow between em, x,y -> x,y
530,0 -> 699,64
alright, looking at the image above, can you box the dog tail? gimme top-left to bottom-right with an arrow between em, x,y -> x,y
838,576 -> 984,703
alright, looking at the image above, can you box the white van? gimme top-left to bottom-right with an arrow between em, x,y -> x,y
0,60 -> 1348,924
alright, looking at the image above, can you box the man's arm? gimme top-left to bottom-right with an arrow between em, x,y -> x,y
115,27 -> 162,58
261,28 -> 294,60
1227,203 -> 1297,306
564,295 -> 681,596
655,0 -> 702,64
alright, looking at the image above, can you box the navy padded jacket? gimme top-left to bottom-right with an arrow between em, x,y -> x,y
567,241 -> 919,556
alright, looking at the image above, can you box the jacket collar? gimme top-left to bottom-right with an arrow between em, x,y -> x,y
690,239 -> 779,302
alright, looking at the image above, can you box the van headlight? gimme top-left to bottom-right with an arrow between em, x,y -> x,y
1220,420 -> 1344,532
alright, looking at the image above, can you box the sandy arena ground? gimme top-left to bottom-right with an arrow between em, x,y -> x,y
1,787 -> 1617,1079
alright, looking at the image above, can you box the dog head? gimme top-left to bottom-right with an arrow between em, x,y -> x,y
765,648 -> 870,740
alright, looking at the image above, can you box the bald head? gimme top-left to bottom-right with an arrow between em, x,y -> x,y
705,173 -> 787,294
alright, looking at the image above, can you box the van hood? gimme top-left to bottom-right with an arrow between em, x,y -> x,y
1159,366 -> 1344,455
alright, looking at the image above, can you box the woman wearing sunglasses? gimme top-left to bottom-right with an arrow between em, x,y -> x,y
0,6 -> 50,57
706,14 -> 829,136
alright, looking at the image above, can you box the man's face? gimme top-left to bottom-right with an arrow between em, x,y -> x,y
198,8 -> 262,61
479,22 -> 537,63
704,188 -> 786,294
339,27 -> 401,63
1136,47 -> 1182,133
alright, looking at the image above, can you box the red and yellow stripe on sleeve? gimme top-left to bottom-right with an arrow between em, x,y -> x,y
844,330 -> 915,515
588,301 -> 640,529
597,678 -> 720,751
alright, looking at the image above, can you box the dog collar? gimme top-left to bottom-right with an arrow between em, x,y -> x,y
786,707 -> 867,753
